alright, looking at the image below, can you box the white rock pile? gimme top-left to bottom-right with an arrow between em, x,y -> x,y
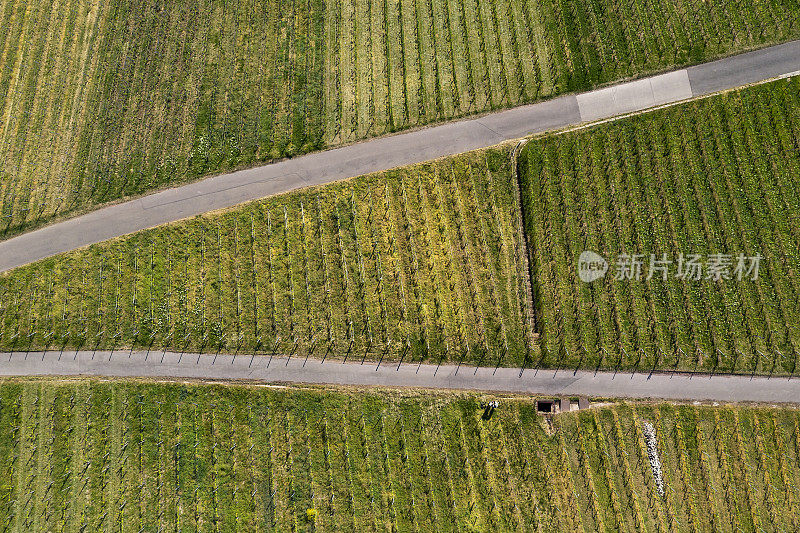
642,420 -> 664,496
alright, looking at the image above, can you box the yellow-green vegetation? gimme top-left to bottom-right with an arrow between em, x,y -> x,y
2,0 -> 799,236
1,378 -> 800,531
520,76 -> 800,374
6,76 -> 800,376
0,148 -> 534,367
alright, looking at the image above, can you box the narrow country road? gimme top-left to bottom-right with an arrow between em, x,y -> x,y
1,40 -> 799,273
3,350 -> 800,404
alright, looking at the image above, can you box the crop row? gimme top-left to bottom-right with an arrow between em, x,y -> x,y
0,148 -> 534,366
519,76 -> 800,374
3,0 -> 799,236
0,0 -> 326,238
2,379 -> 800,530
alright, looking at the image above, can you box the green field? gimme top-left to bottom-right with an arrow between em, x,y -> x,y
0,378 -> 799,531
0,148 -> 535,366
4,76 -> 800,375
519,75 -> 800,374
2,0 -> 799,237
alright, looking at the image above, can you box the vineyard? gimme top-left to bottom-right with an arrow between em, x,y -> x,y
0,148 -> 535,367
5,75 -> 800,375
2,0 -> 800,237
1,378 -> 800,531
519,76 -> 800,375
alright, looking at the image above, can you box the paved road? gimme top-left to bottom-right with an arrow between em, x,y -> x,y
1,41 -> 800,273
3,350 -> 800,404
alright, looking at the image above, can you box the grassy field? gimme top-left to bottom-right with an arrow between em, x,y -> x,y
1,378 -> 799,531
0,148 -> 535,367
519,76 -> 800,375
2,0 -> 799,237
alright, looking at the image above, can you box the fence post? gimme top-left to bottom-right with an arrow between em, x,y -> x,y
616,347 -> 628,377
129,329 -> 139,358
58,332 -> 69,361
304,336 -> 317,368
144,330 -> 157,361
755,349 -> 767,378
178,332 -> 190,364
597,347 -> 610,376
494,345 -> 506,375
714,348 -> 726,376
74,330 -> 87,360
321,342 -> 331,365
342,338 -> 352,364
24,330 -> 35,360
251,336 -> 262,368
91,329 -> 104,360
649,351 -> 662,379
376,343 -> 386,371
42,331 -> 54,361
573,345 -> 586,376
9,332 -> 20,360
674,347 -> 685,375
695,348 -> 707,374
397,339 -> 409,371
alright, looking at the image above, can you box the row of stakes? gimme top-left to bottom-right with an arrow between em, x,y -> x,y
1,328 -> 798,380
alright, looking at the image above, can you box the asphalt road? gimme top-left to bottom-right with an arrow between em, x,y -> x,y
2,349 -> 799,404
1,40 -> 799,273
